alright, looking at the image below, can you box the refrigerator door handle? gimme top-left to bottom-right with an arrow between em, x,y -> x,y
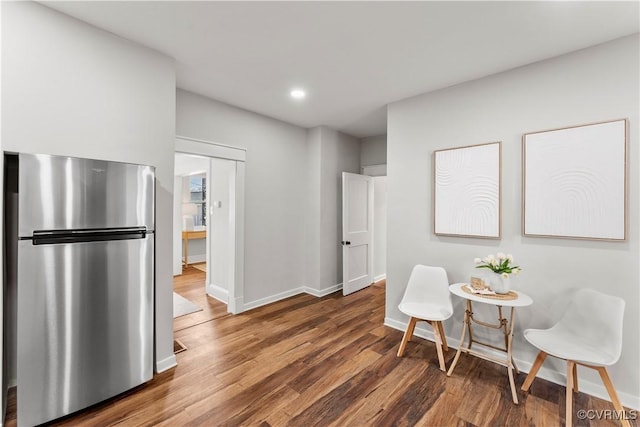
30,227 -> 147,245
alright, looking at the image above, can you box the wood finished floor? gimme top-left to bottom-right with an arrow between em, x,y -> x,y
4,266 -> 636,426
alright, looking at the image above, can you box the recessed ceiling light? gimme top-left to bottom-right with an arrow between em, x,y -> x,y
290,89 -> 306,99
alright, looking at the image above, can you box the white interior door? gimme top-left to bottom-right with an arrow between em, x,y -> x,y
342,172 -> 374,296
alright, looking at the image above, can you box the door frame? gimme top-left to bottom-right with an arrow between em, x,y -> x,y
361,164 -> 388,283
175,136 -> 246,314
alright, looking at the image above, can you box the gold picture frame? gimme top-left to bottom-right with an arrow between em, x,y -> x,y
522,118 -> 627,241
433,141 -> 502,239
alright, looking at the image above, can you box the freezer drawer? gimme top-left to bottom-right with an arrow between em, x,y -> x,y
18,153 -> 155,236
16,236 -> 154,427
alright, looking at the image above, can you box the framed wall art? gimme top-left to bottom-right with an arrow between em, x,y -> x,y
523,118 -> 627,241
434,142 -> 501,239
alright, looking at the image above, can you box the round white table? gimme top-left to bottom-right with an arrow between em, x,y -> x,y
446,282 -> 533,404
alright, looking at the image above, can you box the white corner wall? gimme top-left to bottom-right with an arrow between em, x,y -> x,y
360,134 -> 387,167
372,176 -> 387,282
176,90 -> 308,306
305,127 -> 323,292
306,126 -> 361,294
1,1 -> 177,378
386,34 -> 640,408
318,127 -> 360,292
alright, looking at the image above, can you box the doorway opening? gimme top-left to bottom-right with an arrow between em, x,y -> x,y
174,153 -> 208,273
341,164 -> 387,295
172,153 -> 211,330
363,164 -> 387,285
172,137 -> 246,334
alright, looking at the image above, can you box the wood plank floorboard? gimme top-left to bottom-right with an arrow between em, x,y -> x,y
173,266 -> 232,332
4,267 -> 637,426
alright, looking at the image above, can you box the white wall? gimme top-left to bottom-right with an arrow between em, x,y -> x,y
305,127 -> 323,292
310,127 -> 360,293
176,90 -> 308,306
1,1 -> 177,385
360,134 -> 387,167
386,34 -> 640,408
372,176 -> 387,281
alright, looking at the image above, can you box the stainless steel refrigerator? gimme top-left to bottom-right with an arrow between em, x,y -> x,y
6,153 -> 154,426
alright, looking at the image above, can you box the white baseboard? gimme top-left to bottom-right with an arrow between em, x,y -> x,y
374,274 -> 386,282
228,296 -> 244,314
384,317 -> 640,410
384,317 -> 409,332
183,254 -> 206,264
303,283 -> 343,297
155,354 -> 177,373
207,283 -> 229,303
242,287 -> 305,312
241,283 -> 343,312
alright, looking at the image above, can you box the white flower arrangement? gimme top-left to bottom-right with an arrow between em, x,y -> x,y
474,252 -> 521,278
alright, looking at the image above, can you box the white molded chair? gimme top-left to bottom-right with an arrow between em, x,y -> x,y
397,265 -> 453,371
521,289 -> 628,427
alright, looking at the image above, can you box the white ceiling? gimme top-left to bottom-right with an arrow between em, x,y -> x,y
43,1 -> 639,138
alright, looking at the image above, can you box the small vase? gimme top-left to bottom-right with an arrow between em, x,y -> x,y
489,273 -> 510,294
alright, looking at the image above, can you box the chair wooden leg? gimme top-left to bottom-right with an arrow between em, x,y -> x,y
597,367 -> 631,427
572,364 -> 578,393
432,321 -> 446,372
397,317 -> 418,357
437,321 -> 449,352
566,361 -> 575,427
522,351 -> 548,391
